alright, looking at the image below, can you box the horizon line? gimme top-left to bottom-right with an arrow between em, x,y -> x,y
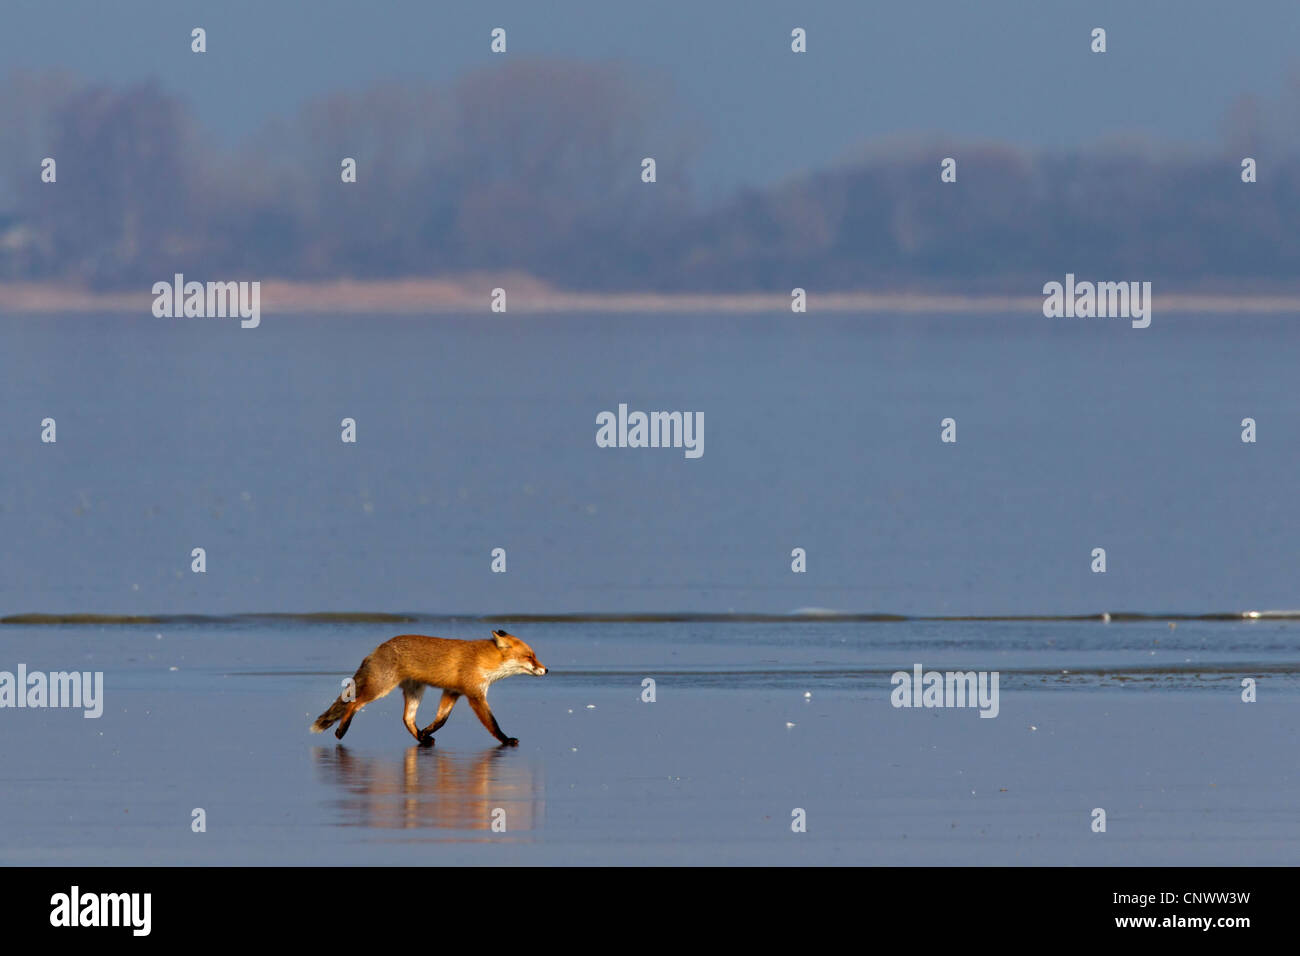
4,610 -> 1298,626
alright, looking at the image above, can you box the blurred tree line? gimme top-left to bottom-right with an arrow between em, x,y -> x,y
1,61 -> 1298,291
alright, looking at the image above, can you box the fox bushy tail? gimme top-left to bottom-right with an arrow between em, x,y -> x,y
311,654 -> 375,732
311,696 -> 349,733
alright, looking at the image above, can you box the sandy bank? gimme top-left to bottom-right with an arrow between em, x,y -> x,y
4,276 -> 1300,314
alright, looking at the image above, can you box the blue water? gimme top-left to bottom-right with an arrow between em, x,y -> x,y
2,311 -> 1297,616
0,617 -> 1295,865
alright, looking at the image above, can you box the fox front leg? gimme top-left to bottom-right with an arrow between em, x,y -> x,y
467,694 -> 518,746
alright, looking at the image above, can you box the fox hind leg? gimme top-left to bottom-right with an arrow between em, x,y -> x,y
335,700 -> 362,739
400,681 -> 426,741
417,690 -> 460,746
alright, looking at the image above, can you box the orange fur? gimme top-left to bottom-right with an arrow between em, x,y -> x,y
311,629 -> 547,746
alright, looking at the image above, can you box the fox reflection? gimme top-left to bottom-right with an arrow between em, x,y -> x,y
312,745 -> 542,833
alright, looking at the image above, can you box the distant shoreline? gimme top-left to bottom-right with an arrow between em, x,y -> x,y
5,609 -> 1298,624
4,277 -> 1300,314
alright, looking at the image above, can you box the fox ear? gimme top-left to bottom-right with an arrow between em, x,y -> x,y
491,629 -> 509,647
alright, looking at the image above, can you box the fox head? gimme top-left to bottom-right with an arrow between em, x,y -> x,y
491,629 -> 548,677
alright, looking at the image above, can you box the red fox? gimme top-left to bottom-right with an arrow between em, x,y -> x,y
311,629 -> 547,746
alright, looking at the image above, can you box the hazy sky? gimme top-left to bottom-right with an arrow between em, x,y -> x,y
5,0 -> 1299,195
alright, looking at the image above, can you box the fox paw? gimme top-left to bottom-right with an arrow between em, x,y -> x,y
501,737 -> 519,747
417,732 -> 435,747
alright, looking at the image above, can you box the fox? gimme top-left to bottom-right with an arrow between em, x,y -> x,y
310,629 -> 547,746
